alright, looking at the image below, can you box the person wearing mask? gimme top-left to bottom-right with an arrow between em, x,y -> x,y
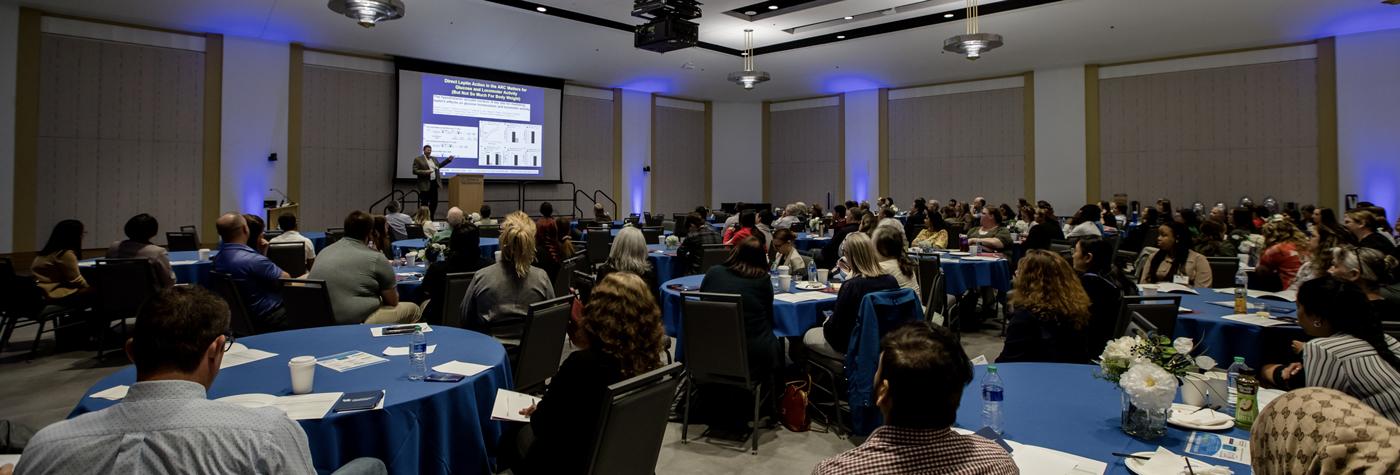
106,213 -> 176,289
212,213 -> 293,331
1255,219 -> 1310,291
1024,207 -> 1065,251
1346,209 -> 1399,258
1251,387 -> 1400,475
384,202 -> 413,241
1192,220 -> 1235,258
1258,278 -> 1400,421
805,233 -> 899,358
1065,204 -> 1104,239
872,225 -> 920,297
475,205 -> 497,226
677,213 -> 723,275
416,222 -> 486,325
431,207 -> 465,244
14,287 -> 386,475
503,272 -> 665,475
1139,220 -> 1214,287
31,220 -> 93,307
1328,246 -> 1400,321
912,212 -> 950,250
967,206 -> 1013,253
594,227 -> 659,302
769,228 -> 807,276
1073,236 -> 1138,353
997,250 -> 1093,363
269,213 -> 316,271
460,212 -> 555,336
698,237 -> 781,435
308,211 -> 420,325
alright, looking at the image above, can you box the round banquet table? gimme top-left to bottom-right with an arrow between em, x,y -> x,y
911,252 -> 1014,295
392,263 -> 428,302
659,274 -> 836,340
1174,290 -> 1305,368
79,250 -> 216,287
956,363 -> 1252,475
302,231 -> 328,252
391,238 -> 499,261
647,243 -> 679,284
794,234 -> 831,252
70,325 -> 512,475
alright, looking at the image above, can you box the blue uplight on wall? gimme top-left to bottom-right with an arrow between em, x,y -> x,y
616,78 -> 672,94
820,75 -> 886,95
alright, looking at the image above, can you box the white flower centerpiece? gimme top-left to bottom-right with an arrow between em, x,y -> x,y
663,234 -> 680,250
1098,335 -> 1205,439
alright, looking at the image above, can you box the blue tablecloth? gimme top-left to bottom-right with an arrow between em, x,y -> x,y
795,234 -> 831,252
647,244 -> 678,284
957,363 -> 1252,475
660,274 -> 835,339
391,238 -> 499,261
912,253 -> 1014,295
79,250 -> 216,287
303,231 -> 328,252
70,325 -> 512,475
1175,290 -> 1305,368
393,264 -> 428,302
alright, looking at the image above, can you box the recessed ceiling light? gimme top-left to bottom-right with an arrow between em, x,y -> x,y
944,13 -> 954,18
836,35 -> 846,39
768,5 -> 779,10
536,6 -> 547,12
844,16 -> 853,20
745,10 -> 757,15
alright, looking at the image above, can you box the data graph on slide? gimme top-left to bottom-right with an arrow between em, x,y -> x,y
420,73 -> 546,177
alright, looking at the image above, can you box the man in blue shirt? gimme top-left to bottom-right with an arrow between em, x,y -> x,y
212,212 -> 292,331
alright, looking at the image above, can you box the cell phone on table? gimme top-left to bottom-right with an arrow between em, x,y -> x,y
424,372 -> 465,383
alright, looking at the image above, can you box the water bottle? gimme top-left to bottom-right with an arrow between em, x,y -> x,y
981,365 -> 1004,435
409,326 -> 428,381
1233,255 -> 1250,314
1225,357 -> 1247,414
806,259 -> 817,282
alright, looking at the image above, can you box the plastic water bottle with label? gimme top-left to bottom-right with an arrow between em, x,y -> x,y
1233,254 -> 1250,314
806,260 -> 817,283
1225,356 -> 1247,414
409,326 -> 428,381
982,365 -> 1004,434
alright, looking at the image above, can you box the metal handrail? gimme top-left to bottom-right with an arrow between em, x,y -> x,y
593,190 -> 618,218
369,189 -> 408,214
573,189 -> 597,217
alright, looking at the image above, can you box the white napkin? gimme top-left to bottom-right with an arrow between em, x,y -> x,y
1141,447 -> 1231,475
1171,404 -> 1232,426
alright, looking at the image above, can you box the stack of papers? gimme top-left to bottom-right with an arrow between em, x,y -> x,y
433,360 -> 491,376
89,385 -> 129,400
316,351 -> 389,372
1222,314 -> 1293,327
1134,447 -> 1230,475
491,388 -> 542,423
774,292 -> 835,303
0,454 -> 19,467
370,323 -> 433,337
382,344 -> 437,356
216,392 -> 356,420
170,260 -> 200,266
1006,441 -> 1108,475
220,343 -> 277,369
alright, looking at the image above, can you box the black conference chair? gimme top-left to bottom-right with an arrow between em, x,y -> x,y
699,244 -> 730,275
267,242 -> 308,277
586,228 -> 612,267
279,279 -> 337,328
515,296 -> 573,395
554,255 -> 583,298
644,213 -> 664,227
325,228 -> 345,247
406,224 -> 426,240
165,232 -> 199,252
641,227 -> 663,245
1122,311 -> 1160,339
1383,321 -> 1400,341
1206,257 -> 1239,289
680,292 -> 765,454
914,254 -> 942,308
94,258 -> 157,358
479,225 -> 501,239
209,272 -> 258,337
263,230 -> 283,240
572,270 -> 596,303
1115,295 -> 1182,339
584,363 -> 684,475
440,272 -> 475,327
671,214 -> 691,238
0,259 -> 86,359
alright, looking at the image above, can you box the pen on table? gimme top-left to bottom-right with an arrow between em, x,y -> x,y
1111,452 -> 1150,460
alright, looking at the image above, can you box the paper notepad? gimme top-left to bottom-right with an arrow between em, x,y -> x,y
219,343 -> 277,369
316,351 -> 389,372
433,360 -> 491,376
1005,441 -> 1108,475
492,388 -> 542,423
774,292 -> 835,303
0,454 -> 19,467
216,392 -> 352,420
170,260 -> 200,265
89,385 -> 129,400
370,323 -> 433,337
1222,314 -> 1293,327
382,344 -> 437,356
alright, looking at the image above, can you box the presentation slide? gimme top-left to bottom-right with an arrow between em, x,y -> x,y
397,70 -> 562,181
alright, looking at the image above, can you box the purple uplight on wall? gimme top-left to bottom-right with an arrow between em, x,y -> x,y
820,75 -> 886,95
616,78 -> 672,94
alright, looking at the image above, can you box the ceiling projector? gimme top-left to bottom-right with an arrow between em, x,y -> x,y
633,0 -> 701,53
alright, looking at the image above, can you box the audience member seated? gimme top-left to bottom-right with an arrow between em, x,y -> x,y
14,287 -> 386,475
1074,236 -> 1138,354
243,214 -> 270,255
1255,219 -> 1309,291
417,222 -> 486,325
369,215 -> 393,260
697,237 -> 781,433
1192,220 -> 1235,258
269,213 -> 316,270
1023,207 -> 1065,251
1140,220 -> 1213,287
594,227 -> 660,302
31,220 -> 93,308
677,213 -> 723,275
1251,387 -> 1400,475
911,212 -> 950,250
533,205 -> 571,279
806,233 -> 898,358
412,205 -> 439,236
967,206 -> 1012,253
1347,208 -> 1399,259
460,212 -> 555,333
1176,208 -> 1203,237
907,198 -> 928,232
774,204 -> 802,229
723,210 -> 766,248
212,213 -> 293,331
474,204 -> 497,226
821,207 -> 864,269
997,250 -> 1092,364
766,229 -> 807,277
1329,246 -> 1400,321
872,225 -> 920,297
877,208 -> 904,233
757,209 -> 777,245
105,213 -> 175,289
592,202 -> 612,223
503,273 -> 663,475
813,323 -> 1016,475
432,207 -> 465,244
1065,204 -> 1104,238
828,204 -> 849,229
384,202 -> 413,242
1259,278 -> 1400,421
308,211 -> 420,325
1010,205 -> 1035,235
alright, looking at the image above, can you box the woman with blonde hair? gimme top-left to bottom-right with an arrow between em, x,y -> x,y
595,226 -> 659,302
997,249 -> 1093,363
805,232 -> 898,358
507,272 -> 665,474
1330,246 -> 1400,321
1256,219 -> 1310,291
460,211 -> 555,335
413,205 -> 439,235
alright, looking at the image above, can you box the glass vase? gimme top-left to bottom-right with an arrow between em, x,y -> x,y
1120,391 -> 1170,440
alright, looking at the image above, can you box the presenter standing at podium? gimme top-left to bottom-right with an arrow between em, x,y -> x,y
412,145 -> 454,216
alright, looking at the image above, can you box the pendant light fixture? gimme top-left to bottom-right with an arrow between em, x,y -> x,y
942,0 -> 1003,60
727,29 -> 771,90
328,0 -> 406,28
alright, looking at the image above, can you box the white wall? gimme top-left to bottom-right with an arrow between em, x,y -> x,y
710,101 -> 762,208
618,89 -> 651,215
0,3 -> 16,253
843,89 -> 879,203
220,36 -> 289,217
1337,28 -> 1400,218
1033,66 -> 1088,209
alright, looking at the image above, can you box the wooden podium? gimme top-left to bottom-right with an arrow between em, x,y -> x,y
448,175 -> 484,213
266,203 -> 298,226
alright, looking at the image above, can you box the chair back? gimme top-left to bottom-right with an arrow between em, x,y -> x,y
947,222 -> 966,238
1383,321 -> 1400,341
1122,311 -> 1159,338
711,211 -> 729,223
572,270 -> 596,302
905,222 -> 924,243
585,363 -> 684,475
925,273 -> 948,323
209,272 -> 258,336
644,214 -> 663,227
1130,246 -> 1159,281
406,224 -> 426,239
586,229 -> 611,265
671,216 -> 690,239
1115,295 -> 1182,338
267,242 -> 307,276
1206,257 -> 1239,289
441,272 -> 475,327
94,258 -> 156,319
700,244 -> 729,274
325,228 -> 345,246
914,254 -> 941,306
641,227 -> 662,245
554,255 -> 582,298
516,296 -> 574,394
165,232 -> 199,252
479,225 -> 501,238
179,225 -> 198,234
263,230 -> 283,240
278,279 -> 337,328
679,292 -> 749,386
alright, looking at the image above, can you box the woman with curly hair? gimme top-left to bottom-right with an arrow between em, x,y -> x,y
997,250 -> 1093,364
507,272 -> 664,475
1292,220 -> 1354,290
1255,219 -> 1310,291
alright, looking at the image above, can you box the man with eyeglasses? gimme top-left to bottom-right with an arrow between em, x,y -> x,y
15,287 -> 384,475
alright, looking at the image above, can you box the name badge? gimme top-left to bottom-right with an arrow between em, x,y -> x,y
1173,274 -> 1190,285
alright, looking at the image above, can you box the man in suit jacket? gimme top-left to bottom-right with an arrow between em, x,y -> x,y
412,145 -> 454,216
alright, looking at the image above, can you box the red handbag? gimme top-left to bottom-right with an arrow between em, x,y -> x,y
779,377 -> 812,432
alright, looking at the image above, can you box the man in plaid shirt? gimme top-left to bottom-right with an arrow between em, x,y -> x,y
677,213 -> 723,275
813,323 -> 1018,475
